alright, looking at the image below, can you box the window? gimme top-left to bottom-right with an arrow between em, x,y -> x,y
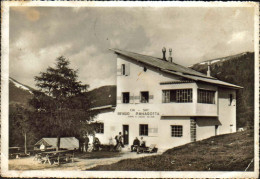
229,94 -> 233,106
121,64 -> 126,75
120,64 -> 130,76
162,89 -> 192,103
96,123 -> 104,134
122,92 -> 130,103
171,125 -> 183,137
139,124 -> 148,136
140,91 -> 149,103
198,89 -> 215,104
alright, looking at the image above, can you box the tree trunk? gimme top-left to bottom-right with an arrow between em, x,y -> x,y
24,132 -> 27,154
56,136 -> 60,151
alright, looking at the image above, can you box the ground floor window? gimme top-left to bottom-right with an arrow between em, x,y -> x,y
139,124 -> 148,136
140,91 -> 149,103
171,125 -> 183,137
122,92 -> 130,103
162,89 -> 192,103
198,89 -> 215,104
95,123 -> 104,134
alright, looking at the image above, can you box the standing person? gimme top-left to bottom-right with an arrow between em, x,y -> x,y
118,132 -> 124,148
84,135 -> 89,152
114,132 -> 123,150
78,135 -> 84,153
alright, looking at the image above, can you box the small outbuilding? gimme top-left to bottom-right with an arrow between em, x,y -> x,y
34,137 -> 79,150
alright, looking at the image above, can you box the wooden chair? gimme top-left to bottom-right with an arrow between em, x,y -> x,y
145,144 -> 157,153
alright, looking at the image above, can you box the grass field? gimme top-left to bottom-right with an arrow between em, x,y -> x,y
89,130 -> 254,171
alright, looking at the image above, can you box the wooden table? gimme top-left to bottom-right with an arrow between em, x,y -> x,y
35,150 -> 74,165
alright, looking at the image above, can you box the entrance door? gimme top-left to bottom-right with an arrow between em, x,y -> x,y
215,125 -> 219,135
123,125 -> 129,145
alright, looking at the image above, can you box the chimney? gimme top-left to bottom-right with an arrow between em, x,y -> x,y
168,48 -> 173,62
207,61 -> 211,77
162,47 -> 166,61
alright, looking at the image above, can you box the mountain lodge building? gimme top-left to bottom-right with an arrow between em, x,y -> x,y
92,48 -> 242,150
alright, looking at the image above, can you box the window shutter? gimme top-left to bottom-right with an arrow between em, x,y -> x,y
125,63 -> 130,76
134,95 -> 140,104
117,65 -> 122,76
130,95 -> 134,104
149,94 -> 154,103
148,128 -> 158,134
117,96 -> 122,104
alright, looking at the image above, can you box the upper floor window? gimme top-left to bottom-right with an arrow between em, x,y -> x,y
139,124 -> 148,136
171,125 -> 183,137
122,92 -> 130,103
162,89 -> 193,103
117,63 -> 130,76
198,89 -> 215,104
229,94 -> 233,106
140,91 -> 149,103
121,64 -> 126,75
95,123 -> 104,134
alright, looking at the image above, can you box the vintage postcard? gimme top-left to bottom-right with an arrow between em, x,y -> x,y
1,1 -> 259,178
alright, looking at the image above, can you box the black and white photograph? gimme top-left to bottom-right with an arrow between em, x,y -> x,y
1,1 -> 259,178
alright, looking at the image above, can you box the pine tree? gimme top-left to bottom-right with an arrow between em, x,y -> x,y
30,56 -> 95,150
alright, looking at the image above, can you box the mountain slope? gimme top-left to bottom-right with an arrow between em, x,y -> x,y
86,85 -> 116,108
9,77 -> 35,107
9,77 -> 117,109
190,52 -> 254,128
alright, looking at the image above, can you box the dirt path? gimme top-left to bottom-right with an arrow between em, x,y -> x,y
9,151 -> 162,171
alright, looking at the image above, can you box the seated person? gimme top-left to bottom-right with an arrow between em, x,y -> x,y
131,137 -> 140,152
137,137 -> 146,154
93,137 -> 101,151
140,137 -> 146,147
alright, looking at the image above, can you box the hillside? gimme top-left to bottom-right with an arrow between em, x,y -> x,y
190,52 -> 254,128
9,77 -> 116,109
89,130 -> 254,171
86,85 -> 116,108
9,77 -> 34,107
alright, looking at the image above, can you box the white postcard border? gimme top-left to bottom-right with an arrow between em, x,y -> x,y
1,1 -> 259,178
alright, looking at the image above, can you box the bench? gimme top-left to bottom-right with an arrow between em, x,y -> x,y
39,151 -> 75,165
137,144 -> 158,154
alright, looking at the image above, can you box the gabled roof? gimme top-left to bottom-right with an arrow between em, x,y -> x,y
110,48 -> 215,79
110,48 -> 242,89
35,137 -> 79,149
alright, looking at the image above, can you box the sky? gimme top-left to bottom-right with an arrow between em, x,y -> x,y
10,6 -> 255,90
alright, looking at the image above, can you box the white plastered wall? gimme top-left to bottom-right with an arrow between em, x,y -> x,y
218,87 -> 237,134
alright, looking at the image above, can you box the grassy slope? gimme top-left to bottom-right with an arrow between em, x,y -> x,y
89,130 -> 254,171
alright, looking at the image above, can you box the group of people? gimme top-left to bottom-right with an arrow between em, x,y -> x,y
131,137 -> 146,152
78,132 -> 147,153
113,132 -> 146,152
78,135 -> 101,152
